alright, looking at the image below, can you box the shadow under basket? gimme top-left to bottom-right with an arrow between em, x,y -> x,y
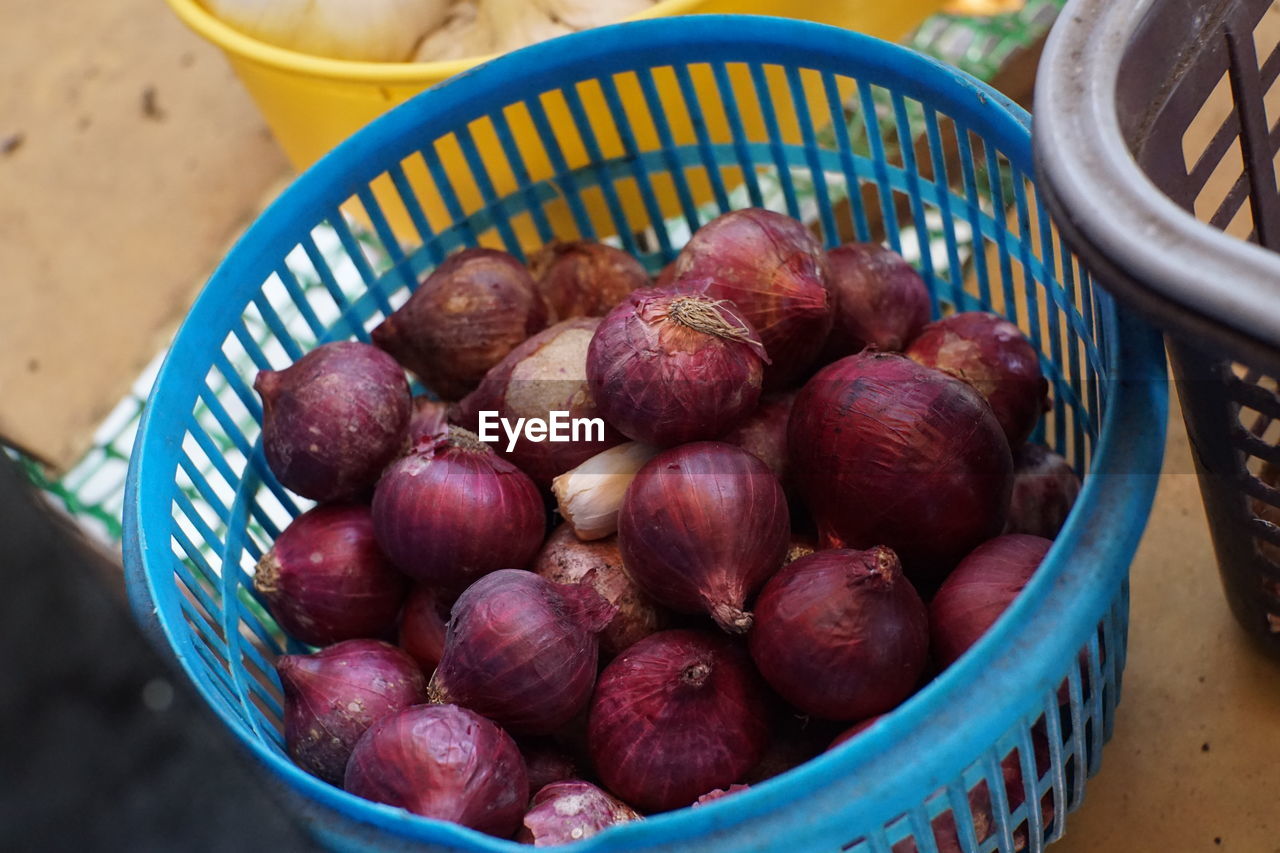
1037,0 -> 1280,660
124,15 -> 1166,853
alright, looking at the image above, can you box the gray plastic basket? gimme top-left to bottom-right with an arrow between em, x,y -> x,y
1036,0 -> 1280,657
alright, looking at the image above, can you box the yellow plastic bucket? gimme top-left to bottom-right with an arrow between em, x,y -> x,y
167,1 -> 944,243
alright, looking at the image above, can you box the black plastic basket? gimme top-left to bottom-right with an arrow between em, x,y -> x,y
1036,0 -> 1280,657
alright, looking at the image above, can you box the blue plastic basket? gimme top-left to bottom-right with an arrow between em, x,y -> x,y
124,16 -> 1167,852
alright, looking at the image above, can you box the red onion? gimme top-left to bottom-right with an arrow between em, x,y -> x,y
429,570 -> 616,735
529,240 -> 650,323
533,524 -> 669,658
254,504 -> 408,646
255,341 -> 410,502
671,208 -> 832,387
784,532 -> 818,566
719,392 -> 795,490
906,312 -> 1049,448
930,534 -> 1051,669
692,784 -> 750,807
372,248 -> 546,400
407,396 -> 450,450
398,584 -> 449,674
789,352 -> 1014,583
587,288 -> 767,447
750,547 -> 928,720
744,712 -> 842,783
517,781 -> 641,845
618,442 -> 789,633
371,426 -> 546,592
829,715 -> 883,750
521,739 -> 580,793
1005,444 -> 1081,539
587,629 -> 771,813
277,639 -> 426,785
455,318 -> 626,486
344,703 -> 528,835
823,242 -> 931,356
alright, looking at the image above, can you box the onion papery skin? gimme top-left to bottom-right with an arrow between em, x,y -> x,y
1004,444 -> 1082,539
455,318 -> 626,486
517,780 -> 641,846
587,629 -> 771,813
906,311 -> 1049,448
617,442 -> 789,634
532,524 -> 669,658
586,288 -> 767,447
406,396 -> 450,450
823,242 -> 931,356
344,704 -> 528,837
255,341 -> 411,502
429,569 -> 616,735
692,784 -> 750,807
670,208 -> 832,388
254,503 -> 408,646
371,427 -> 546,592
529,240 -> 650,323
397,584 -> 450,674
371,248 -> 546,400
929,534 -> 1052,669
788,352 -> 1014,584
277,639 -> 426,786
749,547 -> 928,720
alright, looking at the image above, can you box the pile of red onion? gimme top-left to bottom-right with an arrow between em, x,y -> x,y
248,216 -> 1077,847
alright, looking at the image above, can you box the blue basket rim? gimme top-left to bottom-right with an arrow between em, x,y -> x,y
124,14 -> 1167,850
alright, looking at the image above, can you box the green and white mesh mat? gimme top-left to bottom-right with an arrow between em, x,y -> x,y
11,0 -> 1066,550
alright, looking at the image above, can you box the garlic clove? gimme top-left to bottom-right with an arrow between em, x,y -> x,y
553,442 -> 658,541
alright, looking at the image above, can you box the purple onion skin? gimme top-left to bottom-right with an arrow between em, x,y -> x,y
719,392 -> 795,491
398,584 -> 450,674
529,241 -> 650,323
254,504 -> 408,646
789,352 -> 1014,585
1004,444 -> 1081,539
277,640 -> 426,786
587,629 -> 772,814
692,784 -> 750,807
372,248 -> 547,400
255,342 -> 411,502
521,739 -> 581,793
407,396 -> 450,450
671,208 -> 833,389
750,548 -> 928,721
532,524 -> 670,658
430,570 -> 617,735
454,318 -> 626,487
930,534 -> 1052,669
587,288 -> 767,447
618,442 -> 790,634
906,312 -> 1049,448
517,781 -> 641,845
823,243 -> 931,357
344,704 -> 528,836
653,260 -> 679,289
371,428 -> 546,592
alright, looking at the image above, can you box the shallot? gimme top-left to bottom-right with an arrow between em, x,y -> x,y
255,341 -> 410,502
789,352 -> 1013,583
618,442 -> 789,633
371,426 -> 545,592
372,248 -> 546,400
1005,444 -> 1081,539
719,392 -> 795,490
587,629 -> 771,813
906,311 -> 1049,448
823,242 -> 931,356
517,780 -> 640,846
587,288 -> 767,447
749,548 -> 929,720
344,703 -> 528,836
254,504 -> 407,646
398,584 -> 450,674
670,208 -> 832,387
529,240 -> 650,323
429,570 -> 616,735
277,639 -> 425,785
